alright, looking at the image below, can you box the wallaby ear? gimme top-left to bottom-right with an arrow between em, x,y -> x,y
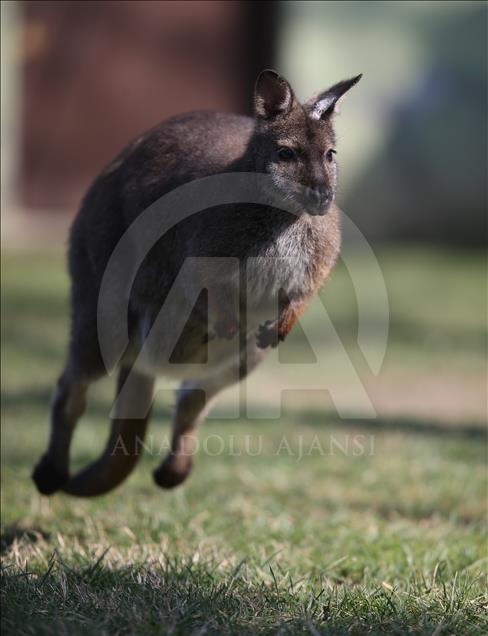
254,70 -> 294,119
306,74 -> 362,120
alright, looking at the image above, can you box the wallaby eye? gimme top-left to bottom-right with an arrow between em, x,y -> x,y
277,146 -> 297,162
325,149 -> 337,163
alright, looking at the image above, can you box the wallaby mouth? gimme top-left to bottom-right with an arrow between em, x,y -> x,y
301,198 -> 333,217
304,202 -> 332,217
285,195 -> 331,217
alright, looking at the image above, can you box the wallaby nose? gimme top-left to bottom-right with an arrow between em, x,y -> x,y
304,185 -> 332,212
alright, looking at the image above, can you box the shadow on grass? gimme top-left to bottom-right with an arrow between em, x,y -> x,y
298,410 -> 487,440
2,384 -> 485,442
1,555 -> 485,636
1,386 -> 173,421
0,524 -> 50,554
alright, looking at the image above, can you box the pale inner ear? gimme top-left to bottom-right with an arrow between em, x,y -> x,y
306,74 -> 362,120
309,96 -> 338,120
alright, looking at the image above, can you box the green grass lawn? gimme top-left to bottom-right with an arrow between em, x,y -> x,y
1,248 -> 487,635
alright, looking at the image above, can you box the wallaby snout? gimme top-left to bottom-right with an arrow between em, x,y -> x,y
300,184 -> 334,216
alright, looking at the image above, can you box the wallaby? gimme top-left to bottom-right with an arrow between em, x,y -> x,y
32,70 -> 361,497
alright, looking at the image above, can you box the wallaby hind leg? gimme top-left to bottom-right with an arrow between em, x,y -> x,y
61,366 -> 154,497
33,270 -> 108,496
32,364 -> 95,495
154,346 -> 265,489
153,382 -> 210,489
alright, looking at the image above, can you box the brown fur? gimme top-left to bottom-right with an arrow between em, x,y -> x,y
32,70 -> 361,497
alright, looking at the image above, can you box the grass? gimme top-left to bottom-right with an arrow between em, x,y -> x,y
1,247 -> 487,635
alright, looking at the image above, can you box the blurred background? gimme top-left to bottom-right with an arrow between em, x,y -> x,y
1,0 -> 486,243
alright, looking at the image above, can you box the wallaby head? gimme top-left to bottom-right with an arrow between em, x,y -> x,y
253,70 -> 361,216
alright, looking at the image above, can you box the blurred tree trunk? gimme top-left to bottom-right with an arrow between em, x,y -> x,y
19,0 -> 278,211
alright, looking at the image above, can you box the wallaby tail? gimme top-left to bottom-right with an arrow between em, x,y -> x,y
62,367 -> 154,497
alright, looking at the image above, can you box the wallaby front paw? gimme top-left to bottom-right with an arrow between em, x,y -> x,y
32,455 -> 69,495
153,456 -> 193,489
256,320 -> 280,349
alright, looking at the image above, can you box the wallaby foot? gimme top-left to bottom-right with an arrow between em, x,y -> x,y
153,455 -> 193,489
32,454 -> 69,495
